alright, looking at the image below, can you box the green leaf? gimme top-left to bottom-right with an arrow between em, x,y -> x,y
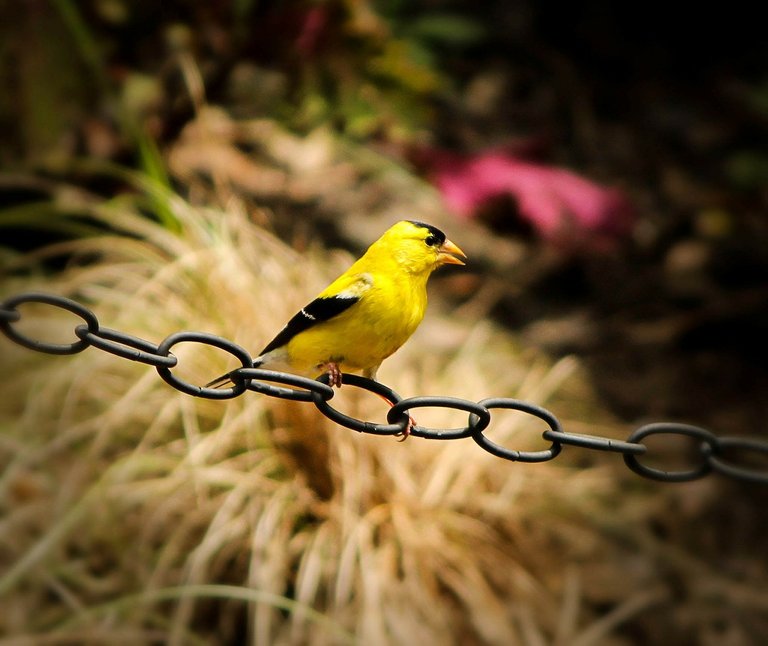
132,124 -> 181,233
404,14 -> 486,46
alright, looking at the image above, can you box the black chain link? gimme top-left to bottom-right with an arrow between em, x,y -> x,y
2,292 -> 767,485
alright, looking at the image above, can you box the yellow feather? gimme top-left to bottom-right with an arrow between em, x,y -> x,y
207,220 -> 465,388
285,220 -> 464,376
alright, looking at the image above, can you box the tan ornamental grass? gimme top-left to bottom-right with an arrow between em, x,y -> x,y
1,167 -> 763,645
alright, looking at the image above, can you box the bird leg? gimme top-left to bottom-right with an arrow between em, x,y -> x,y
321,361 -> 343,388
371,393 -> 414,441
396,416 -> 414,441
362,367 -> 414,440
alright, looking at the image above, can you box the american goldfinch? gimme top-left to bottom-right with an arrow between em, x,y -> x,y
207,220 -> 466,390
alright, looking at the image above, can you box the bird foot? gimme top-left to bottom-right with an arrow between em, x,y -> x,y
395,415 -> 416,441
373,390 -> 416,441
322,362 -> 343,388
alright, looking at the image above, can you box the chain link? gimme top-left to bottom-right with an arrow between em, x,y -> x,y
2,292 -> 767,485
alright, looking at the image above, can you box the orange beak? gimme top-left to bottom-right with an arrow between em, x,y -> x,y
437,239 -> 467,266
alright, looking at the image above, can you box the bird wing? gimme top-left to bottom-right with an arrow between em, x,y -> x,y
259,272 -> 373,355
205,273 -> 374,389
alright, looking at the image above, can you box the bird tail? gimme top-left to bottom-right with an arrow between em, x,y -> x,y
206,358 -> 263,389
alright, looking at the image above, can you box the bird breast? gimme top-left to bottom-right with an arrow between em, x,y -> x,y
288,273 -> 427,372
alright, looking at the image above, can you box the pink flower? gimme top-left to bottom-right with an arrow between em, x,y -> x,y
294,6 -> 329,57
425,148 -> 635,248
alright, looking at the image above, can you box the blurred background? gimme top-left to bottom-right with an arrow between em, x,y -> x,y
1,1 -> 767,644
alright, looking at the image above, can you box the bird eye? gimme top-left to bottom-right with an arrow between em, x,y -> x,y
425,234 -> 437,246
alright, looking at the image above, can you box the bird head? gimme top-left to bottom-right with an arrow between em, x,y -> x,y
371,220 -> 466,275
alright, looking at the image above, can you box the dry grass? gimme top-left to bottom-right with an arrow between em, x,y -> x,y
1,127 -> 766,645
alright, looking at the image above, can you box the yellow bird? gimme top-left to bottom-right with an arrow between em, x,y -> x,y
207,220 -> 466,390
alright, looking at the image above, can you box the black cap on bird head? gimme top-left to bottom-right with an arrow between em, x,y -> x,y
406,220 -> 446,247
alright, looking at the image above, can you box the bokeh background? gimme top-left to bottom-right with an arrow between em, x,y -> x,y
1,1 -> 767,644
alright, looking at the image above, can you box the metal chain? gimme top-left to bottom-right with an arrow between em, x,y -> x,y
2,291 -> 767,485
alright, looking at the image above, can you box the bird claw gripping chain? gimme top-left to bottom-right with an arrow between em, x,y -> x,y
2,291 -> 768,485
